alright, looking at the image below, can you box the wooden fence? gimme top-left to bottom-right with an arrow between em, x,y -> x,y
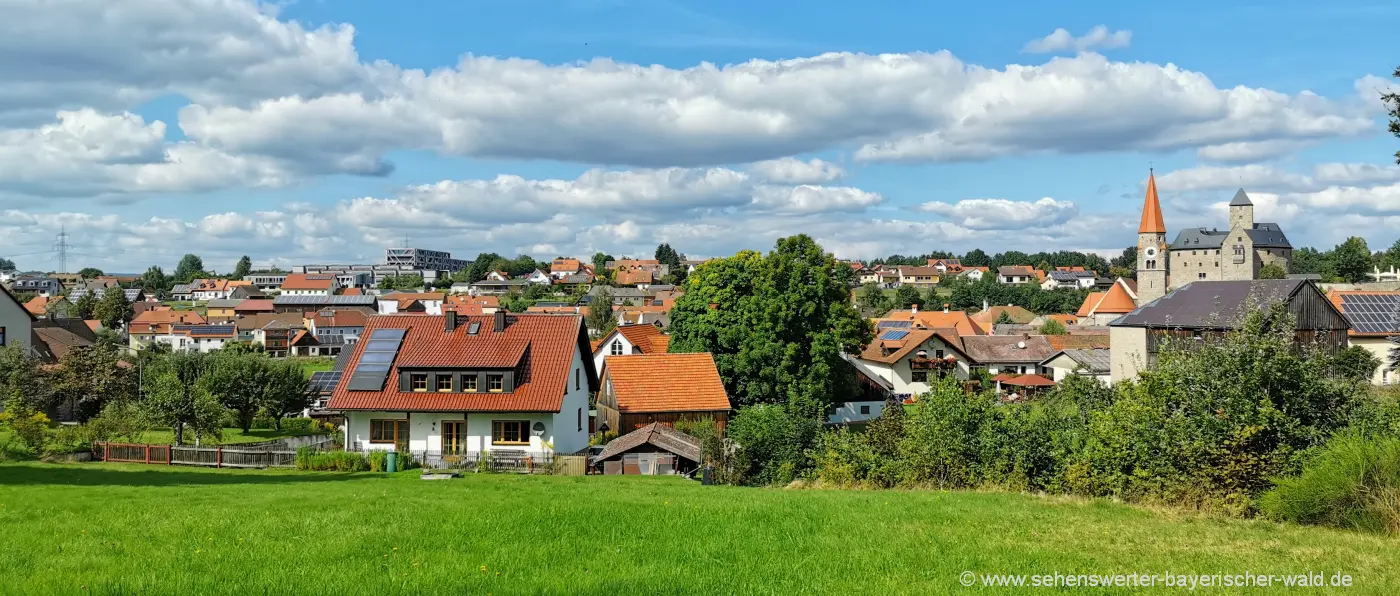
95,442 -> 297,469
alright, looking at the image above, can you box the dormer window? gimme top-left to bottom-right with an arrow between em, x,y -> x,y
487,374 -> 504,392
610,340 -> 623,356
463,375 -> 478,392
410,374 -> 428,392
436,376 -> 453,392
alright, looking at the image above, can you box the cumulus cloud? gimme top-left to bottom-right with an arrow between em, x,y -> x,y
745,157 -> 845,184
1195,140 -> 1312,164
1157,162 -> 1400,194
918,197 -> 1079,230
1023,26 -> 1132,54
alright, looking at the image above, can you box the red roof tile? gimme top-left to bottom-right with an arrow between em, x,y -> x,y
602,353 -> 731,413
280,273 -> 335,291
327,314 -> 592,413
233,299 -> 275,312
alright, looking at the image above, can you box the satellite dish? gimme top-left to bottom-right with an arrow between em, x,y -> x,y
531,422 -> 546,436
1016,341 -> 1027,349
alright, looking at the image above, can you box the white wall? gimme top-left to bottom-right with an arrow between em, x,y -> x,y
592,333 -> 635,379
853,335 -> 969,398
829,401 -> 885,425
1352,337 -> 1396,386
1109,326 -> 1149,384
552,344 -> 592,454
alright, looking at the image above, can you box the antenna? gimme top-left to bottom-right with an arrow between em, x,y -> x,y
52,225 -> 71,273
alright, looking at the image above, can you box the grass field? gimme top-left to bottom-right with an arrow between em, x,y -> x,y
291,356 -> 336,379
1,464 -> 1397,594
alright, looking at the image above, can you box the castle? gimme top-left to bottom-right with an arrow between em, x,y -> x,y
1135,171 -> 1293,305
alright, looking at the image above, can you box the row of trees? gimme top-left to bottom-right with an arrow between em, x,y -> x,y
857,276 -> 1092,317
0,342 -> 309,448
873,249 -> 1112,277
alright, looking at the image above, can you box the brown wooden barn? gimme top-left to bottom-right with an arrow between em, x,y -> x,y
595,353 -> 731,434
591,423 -> 703,476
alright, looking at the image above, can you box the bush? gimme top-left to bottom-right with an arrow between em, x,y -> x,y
726,405 -> 817,486
279,418 -> 317,433
1260,432 -> 1400,534
295,447 -> 369,472
0,407 -> 50,453
368,450 -> 388,472
589,430 -> 617,447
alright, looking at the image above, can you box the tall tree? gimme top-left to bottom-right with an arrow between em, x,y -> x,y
139,265 -> 170,293
466,252 -> 503,283
894,285 -> 921,309
0,257 -> 15,270
1384,64 -> 1399,164
174,254 -> 205,283
259,360 -> 310,430
857,283 -> 891,315
1258,263 -> 1288,279
231,256 -> 252,280
77,267 -> 104,279
1333,237 -> 1373,283
94,286 -> 133,330
204,353 -> 267,432
961,249 -> 990,267
668,235 -> 873,420
54,345 -> 137,421
72,292 -> 97,320
591,252 -> 614,273
141,352 -> 222,445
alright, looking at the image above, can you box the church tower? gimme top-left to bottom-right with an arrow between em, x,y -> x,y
1137,169 -> 1169,305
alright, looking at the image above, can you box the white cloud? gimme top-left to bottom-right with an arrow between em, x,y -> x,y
745,157 -> 845,184
1158,162 -> 1400,194
1023,26 -> 1132,54
1195,140 -> 1312,164
918,197 -> 1079,230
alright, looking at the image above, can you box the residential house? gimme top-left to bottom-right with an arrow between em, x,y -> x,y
997,266 -> 1037,284
960,335 -> 1058,377
235,312 -> 306,343
615,269 -> 655,286
154,324 -> 236,353
279,273 -> 339,297
10,275 -> 61,297
169,284 -> 193,301
378,292 -> 445,316
24,295 -> 76,319
1041,268 -> 1098,290
897,266 -> 941,288
855,265 -> 881,285
128,310 -> 208,348
550,259 -> 583,279
486,270 -> 511,282
306,308 -> 371,356
328,311 -> 599,464
205,298 -> 242,321
1076,279 -> 1139,326
469,278 -> 530,295
233,299 -> 276,316
592,324 -> 671,377
587,286 -> 651,306
1326,290 -> 1400,385
1109,279 -> 1350,383
596,353 -> 731,435
928,258 -> 964,274
272,294 -> 377,313
189,279 -> 234,301
1040,348 -> 1112,385
617,306 -> 669,329
850,326 -> 970,400
289,330 -> 322,357
961,266 -> 990,282
970,305 -> 1037,333
524,269 -> 553,285
608,259 -> 668,278
876,304 -> 984,336
228,285 -> 267,300
66,287 -> 146,304
0,286 -> 34,353
246,273 -> 289,293
554,272 -> 595,289
446,295 -> 500,314
254,320 -> 303,357
590,423 -> 704,476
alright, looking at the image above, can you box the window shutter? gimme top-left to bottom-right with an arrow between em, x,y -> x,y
398,371 -> 411,392
503,371 -> 515,393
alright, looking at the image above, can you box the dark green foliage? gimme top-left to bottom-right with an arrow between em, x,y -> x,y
94,284 -> 133,329
1037,319 -> 1068,335
668,235 -> 873,421
584,286 -> 616,338
296,447 -> 369,471
0,257 -> 14,270
856,282 -> 890,316
77,267 -> 104,279
174,254 -> 205,283
378,273 -> 424,291
1259,263 -> 1288,279
139,266 -> 170,294
894,285 -> 921,309
1259,432 -> 1400,534
946,274 -> 1089,314
231,256 -> 252,280
72,292 -> 97,320
1330,346 -> 1381,384
1385,64 -> 1400,164
1333,237 -> 1373,283
726,405 -> 815,485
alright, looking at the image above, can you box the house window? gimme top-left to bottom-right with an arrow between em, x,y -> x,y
0,326 -> 6,346
912,371 -> 929,383
610,340 -> 623,356
369,419 -> 407,444
577,408 -> 583,432
935,349 -> 944,359
463,375 -> 478,392
488,374 -> 504,392
411,374 -> 428,392
575,369 -> 580,391
491,421 -> 529,445
859,405 -> 871,415
1198,272 -> 1207,280
436,375 -> 453,393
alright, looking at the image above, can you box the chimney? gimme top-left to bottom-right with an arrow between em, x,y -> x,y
982,298 -> 989,312
445,310 -> 457,333
494,310 -> 506,332
942,303 -> 950,314
911,304 -> 918,315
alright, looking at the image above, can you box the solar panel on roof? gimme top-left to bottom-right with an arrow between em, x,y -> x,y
879,330 -> 909,340
877,320 -> 912,329
346,328 -> 406,391
308,371 -> 343,393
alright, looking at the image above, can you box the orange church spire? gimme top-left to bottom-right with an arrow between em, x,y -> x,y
1138,169 -> 1166,234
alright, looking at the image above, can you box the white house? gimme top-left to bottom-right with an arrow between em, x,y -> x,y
330,311 -> 598,465
525,269 -> 552,285
152,324 -> 235,353
377,293 -> 445,316
1327,289 -> 1400,385
1039,348 -> 1111,386
189,279 -> 235,301
486,270 -> 511,282
960,267 -> 988,282
591,324 -> 669,378
1041,269 -> 1098,291
849,327 -> 970,400
997,266 -> 1037,285
279,273 -> 339,297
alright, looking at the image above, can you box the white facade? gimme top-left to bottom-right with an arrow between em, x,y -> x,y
1349,337 -> 1397,386
828,401 -> 886,425
281,288 -> 331,297
962,270 -> 986,282
345,345 -> 592,456
526,270 -> 552,285
152,334 -> 229,353
593,332 -> 642,378
851,335 -> 969,399
1040,353 -> 1111,386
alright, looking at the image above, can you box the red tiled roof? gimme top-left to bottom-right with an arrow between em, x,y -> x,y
280,273 -> 335,291
595,324 -> 670,355
1046,334 -> 1111,351
129,309 -> 207,334
233,299 -> 275,312
310,309 -> 369,328
23,296 -> 48,315
1139,171 -> 1167,234
551,259 -> 581,274
446,295 -> 499,309
616,270 -> 654,286
83,320 -> 101,332
341,288 -> 364,296
602,353 -> 730,413
1003,374 -> 1056,387
877,309 -> 983,336
328,314 -> 591,412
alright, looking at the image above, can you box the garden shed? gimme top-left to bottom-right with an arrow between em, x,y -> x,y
590,423 -> 702,476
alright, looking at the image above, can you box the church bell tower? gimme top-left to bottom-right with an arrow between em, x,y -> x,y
1136,169 -> 1169,305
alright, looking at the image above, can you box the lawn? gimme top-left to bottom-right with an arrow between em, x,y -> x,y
1,464 -> 1397,595
290,356 -> 336,379
1,427 -> 319,448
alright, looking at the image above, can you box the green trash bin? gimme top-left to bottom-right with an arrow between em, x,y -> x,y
386,452 -> 398,473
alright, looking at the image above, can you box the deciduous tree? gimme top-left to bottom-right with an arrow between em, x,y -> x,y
141,352 -> 221,445
231,256 -> 252,280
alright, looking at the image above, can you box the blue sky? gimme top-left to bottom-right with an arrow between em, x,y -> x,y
1,0 -> 1397,273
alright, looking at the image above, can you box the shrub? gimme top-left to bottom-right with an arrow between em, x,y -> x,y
589,430 -> 617,447
295,447 -> 369,472
368,450 -> 388,472
43,425 -> 89,457
279,418 -> 317,433
1259,432 -> 1400,534
0,406 -> 50,453
726,405 -> 816,486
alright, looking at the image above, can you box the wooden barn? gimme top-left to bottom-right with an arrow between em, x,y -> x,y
590,423 -> 703,476
595,353 -> 731,434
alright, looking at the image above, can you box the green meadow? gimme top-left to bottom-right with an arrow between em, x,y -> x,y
0,463 -> 1396,595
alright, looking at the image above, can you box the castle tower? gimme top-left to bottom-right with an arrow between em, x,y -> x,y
1137,170 -> 1169,304
1228,188 -> 1254,231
